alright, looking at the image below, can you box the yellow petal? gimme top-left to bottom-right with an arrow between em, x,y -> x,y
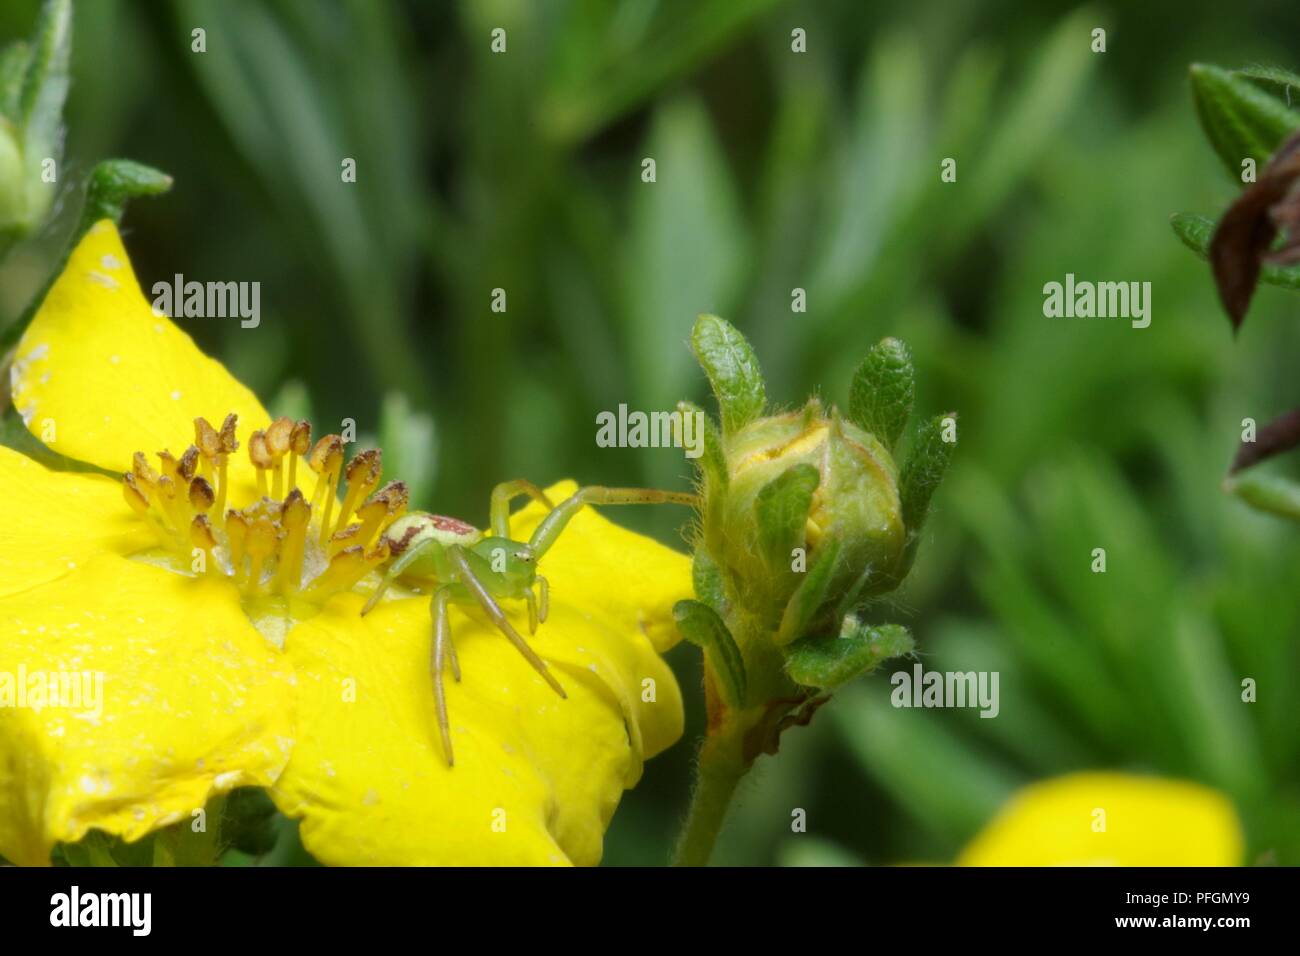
511,480 -> 694,654
958,772 -> 1244,866
272,488 -> 690,865
9,220 -> 270,486
0,446 -> 154,599
0,553 -> 294,866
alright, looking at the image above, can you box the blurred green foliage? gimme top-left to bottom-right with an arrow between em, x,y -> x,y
3,0 -> 1299,865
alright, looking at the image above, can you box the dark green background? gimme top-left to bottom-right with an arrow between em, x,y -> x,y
2,0 -> 1298,865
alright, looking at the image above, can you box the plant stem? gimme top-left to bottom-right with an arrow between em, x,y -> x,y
672,718 -> 750,866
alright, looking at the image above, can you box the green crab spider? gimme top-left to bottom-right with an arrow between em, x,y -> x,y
360,481 -> 696,766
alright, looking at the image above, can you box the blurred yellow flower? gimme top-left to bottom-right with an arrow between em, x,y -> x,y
958,772 -> 1244,866
0,221 -> 688,865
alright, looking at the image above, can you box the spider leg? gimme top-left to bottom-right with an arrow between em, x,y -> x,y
448,545 -> 566,699
431,585 -> 455,766
526,588 -> 539,635
536,575 -> 549,624
361,535 -> 444,616
527,486 -> 697,559
489,479 -> 554,538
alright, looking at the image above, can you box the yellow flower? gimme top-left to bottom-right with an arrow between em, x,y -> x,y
958,772 -> 1244,866
1,221 -> 688,866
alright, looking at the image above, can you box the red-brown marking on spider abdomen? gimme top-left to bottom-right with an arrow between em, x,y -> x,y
429,515 -> 477,536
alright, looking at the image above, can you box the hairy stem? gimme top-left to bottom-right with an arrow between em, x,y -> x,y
673,715 -> 750,866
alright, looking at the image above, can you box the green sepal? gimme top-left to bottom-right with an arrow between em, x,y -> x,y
900,413 -> 956,533
776,538 -> 841,645
1171,212 -> 1300,292
77,159 -> 174,234
784,616 -> 913,690
690,313 -> 766,434
754,463 -> 819,574
677,398 -> 727,491
673,599 -> 747,708
692,546 -> 728,616
1189,63 -> 1300,180
848,337 -> 915,450
1225,472 -> 1300,522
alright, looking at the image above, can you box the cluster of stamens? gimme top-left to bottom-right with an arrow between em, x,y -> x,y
122,413 -> 408,603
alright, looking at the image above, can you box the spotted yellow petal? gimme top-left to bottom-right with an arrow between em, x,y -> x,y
271,485 -> 690,865
0,446 -> 154,599
0,552 -> 295,866
9,220 -> 270,486
958,772 -> 1244,866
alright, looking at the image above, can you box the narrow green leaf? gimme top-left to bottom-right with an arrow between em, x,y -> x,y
784,617 -> 913,690
900,413 -> 957,533
690,313 -> 766,434
1225,471 -> 1300,522
1190,63 -> 1300,179
848,337 -> 915,450
673,599 -> 747,707
776,538 -> 841,645
1171,212 -> 1300,291
754,463 -> 819,573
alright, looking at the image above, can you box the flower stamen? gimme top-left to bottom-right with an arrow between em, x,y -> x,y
119,412 -> 413,634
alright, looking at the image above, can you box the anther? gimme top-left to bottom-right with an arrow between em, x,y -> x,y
190,513 -> 217,553
188,476 -> 215,512
248,429 -> 273,498
334,449 -> 382,538
354,480 -> 409,545
276,489 -> 311,593
308,435 -> 345,543
177,445 -> 199,482
122,473 -> 150,515
265,417 -> 293,499
287,419 -> 311,494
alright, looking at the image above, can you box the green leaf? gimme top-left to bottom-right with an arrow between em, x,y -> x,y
77,159 -> 173,233
692,547 -> 728,616
17,0 -> 70,143
690,313 -> 766,434
677,399 -> 727,491
776,538 -> 841,645
754,463 -> 819,573
1225,471 -> 1300,522
0,41 -> 30,120
848,337 -> 915,449
1171,212 -> 1300,291
673,599 -> 747,708
784,617 -> 913,690
1237,65 -> 1300,106
1190,63 -> 1300,179
900,413 -> 957,533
